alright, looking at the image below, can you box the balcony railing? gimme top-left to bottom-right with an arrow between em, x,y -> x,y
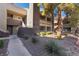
7,17 -> 22,26
40,20 -> 52,27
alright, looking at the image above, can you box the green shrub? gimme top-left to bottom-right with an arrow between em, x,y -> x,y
24,36 -> 29,40
31,37 -> 38,44
45,41 -> 66,56
0,40 -> 4,48
39,32 -> 46,36
57,35 -> 62,40
23,34 -> 29,40
41,32 -> 46,36
46,32 -> 52,35
39,32 -> 52,36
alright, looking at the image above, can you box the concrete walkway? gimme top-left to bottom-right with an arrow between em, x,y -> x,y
8,35 -> 31,56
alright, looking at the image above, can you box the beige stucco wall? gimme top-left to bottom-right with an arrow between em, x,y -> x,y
0,5 -> 7,31
26,3 -> 33,28
0,3 -> 27,31
5,3 -> 26,15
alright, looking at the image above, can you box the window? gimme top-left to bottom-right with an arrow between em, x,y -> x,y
40,26 -> 45,31
47,27 -> 51,31
8,14 -> 13,18
63,27 -> 71,32
47,17 -> 51,21
66,21 -> 70,24
63,20 -> 70,24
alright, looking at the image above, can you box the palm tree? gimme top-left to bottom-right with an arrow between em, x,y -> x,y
55,3 -> 67,36
42,3 -> 59,31
56,3 -> 76,34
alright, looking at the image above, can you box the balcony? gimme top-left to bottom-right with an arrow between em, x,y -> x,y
40,20 -> 52,26
63,24 -> 71,28
7,17 -> 22,26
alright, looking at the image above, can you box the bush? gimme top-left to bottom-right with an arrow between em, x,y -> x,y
46,32 -> 52,35
38,32 -> 52,37
57,35 -> 62,40
0,40 -> 4,48
56,31 -> 62,40
45,41 -> 66,56
40,32 -> 46,36
24,36 -> 29,40
31,37 -> 38,44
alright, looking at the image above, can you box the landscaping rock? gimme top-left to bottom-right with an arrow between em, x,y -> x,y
0,30 -> 10,37
17,27 -> 37,38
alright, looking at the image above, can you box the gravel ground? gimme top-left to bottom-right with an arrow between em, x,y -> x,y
20,35 -> 79,56
0,39 -> 9,56
20,37 -> 51,56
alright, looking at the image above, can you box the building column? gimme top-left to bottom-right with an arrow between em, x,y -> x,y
0,6 -> 7,31
26,3 -> 33,28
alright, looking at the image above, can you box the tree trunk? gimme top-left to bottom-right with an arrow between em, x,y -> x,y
51,11 -> 54,32
56,7 -> 62,36
57,8 -> 62,32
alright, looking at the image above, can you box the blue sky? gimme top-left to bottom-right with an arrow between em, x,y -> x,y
61,11 -> 66,16
16,3 -> 66,16
16,3 -> 29,8
54,7 -> 66,16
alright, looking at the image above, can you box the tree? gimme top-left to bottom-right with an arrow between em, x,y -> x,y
42,3 -> 59,31
54,3 -> 78,37
54,3 -> 67,37
63,3 -> 79,34
38,3 -> 79,35
57,4 -> 64,32
69,4 -> 79,34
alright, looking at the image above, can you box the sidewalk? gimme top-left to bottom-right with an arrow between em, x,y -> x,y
8,35 -> 31,56
67,34 -> 79,40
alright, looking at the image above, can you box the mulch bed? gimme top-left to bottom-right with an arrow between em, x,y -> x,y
0,39 -> 9,56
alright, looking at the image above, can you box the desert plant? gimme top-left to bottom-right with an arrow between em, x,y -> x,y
56,31 -> 62,40
57,35 -> 62,40
24,36 -> 29,40
31,37 -> 38,44
0,40 -> 4,48
45,41 -> 66,56
40,32 -> 47,36
45,32 -> 52,36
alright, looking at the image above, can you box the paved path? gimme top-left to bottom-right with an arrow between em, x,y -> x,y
67,34 -> 79,39
8,35 -> 31,56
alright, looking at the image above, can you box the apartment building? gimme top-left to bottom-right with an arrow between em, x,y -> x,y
26,3 -> 53,33
0,3 -> 27,34
63,17 -> 71,32
1,3 -> 74,35
39,13 -> 53,32
55,16 -> 79,33
54,15 -> 72,33
0,3 -> 53,35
